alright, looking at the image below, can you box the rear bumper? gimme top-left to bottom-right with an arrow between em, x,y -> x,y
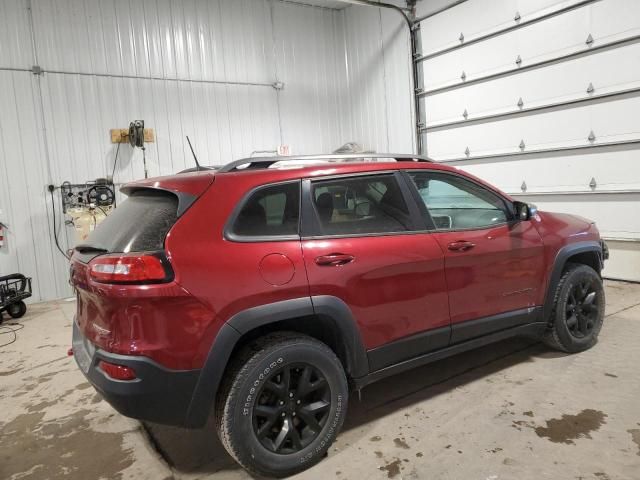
73,321 -> 200,426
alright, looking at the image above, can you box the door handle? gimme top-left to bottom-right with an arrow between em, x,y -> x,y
315,253 -> 355,266
447,241 -> 476,252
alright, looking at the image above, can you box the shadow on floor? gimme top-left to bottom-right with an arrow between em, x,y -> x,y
144,337 -> 560,477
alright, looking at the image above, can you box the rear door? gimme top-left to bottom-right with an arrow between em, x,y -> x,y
300,172 -> 450,371
404,170 -> 545,342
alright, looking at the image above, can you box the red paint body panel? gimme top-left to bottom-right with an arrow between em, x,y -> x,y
431,222 -> 545,324
531,211 -> 601,304
302,234 -> 449,349
70,258 -> 213,370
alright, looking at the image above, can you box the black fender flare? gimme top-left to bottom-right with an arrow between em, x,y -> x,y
184,295 -> 368,428
543,240 -> 603,322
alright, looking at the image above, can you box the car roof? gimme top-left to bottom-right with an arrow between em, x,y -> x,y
144,153 -> 513,202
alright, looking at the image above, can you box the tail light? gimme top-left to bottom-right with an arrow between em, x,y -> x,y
89,253 -> 172,284
98,360 -> 137,381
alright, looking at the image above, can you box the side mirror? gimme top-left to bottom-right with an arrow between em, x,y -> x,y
514,201 -> 537,221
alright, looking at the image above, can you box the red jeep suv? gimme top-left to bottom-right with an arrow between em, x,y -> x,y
70,154 -> 607,477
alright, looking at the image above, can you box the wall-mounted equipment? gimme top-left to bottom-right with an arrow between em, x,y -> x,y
60,179 -> 115,214
110,120 -> 154,178
48,179 -> 116,256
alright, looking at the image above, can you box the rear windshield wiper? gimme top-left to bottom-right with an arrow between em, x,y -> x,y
75,244 -> 109,254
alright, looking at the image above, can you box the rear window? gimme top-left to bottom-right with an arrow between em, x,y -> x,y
85,190 -> 178,252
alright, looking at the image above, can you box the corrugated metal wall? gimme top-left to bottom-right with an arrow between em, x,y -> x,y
341,4 -> 415,153
0,0 -> 415,301
416,0 -> 640,281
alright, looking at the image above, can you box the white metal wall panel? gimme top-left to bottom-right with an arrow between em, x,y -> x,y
340,5 -> 414,153
0,71 -> 66,300
0,0 -> 33,68
419,0 -> 640,281
272,2 -> 348,154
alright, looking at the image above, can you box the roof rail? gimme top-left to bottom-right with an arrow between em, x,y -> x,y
217,153 -> 432,173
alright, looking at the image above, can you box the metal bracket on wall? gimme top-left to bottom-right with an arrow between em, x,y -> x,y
272,81 -> 285,90
31,65 -> 43,75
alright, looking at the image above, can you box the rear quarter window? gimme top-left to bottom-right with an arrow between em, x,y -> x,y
229,182 -> 300,239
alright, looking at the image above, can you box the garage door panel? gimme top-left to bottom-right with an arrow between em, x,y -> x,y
423,42 -> 640,124
419,0 -> 515,54
457,147 -> 640,194
591,0 -> 640,40
420,0 -> 639,92
427,95 -> 640,159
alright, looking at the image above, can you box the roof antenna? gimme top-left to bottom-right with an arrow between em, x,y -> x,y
186,136 -> 201,171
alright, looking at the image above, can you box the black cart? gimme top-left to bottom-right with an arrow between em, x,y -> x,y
0,274 -> 32,323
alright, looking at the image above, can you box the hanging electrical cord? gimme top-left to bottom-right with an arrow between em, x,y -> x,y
128,120 -> 148,178
0,322 -> 24,348
48,187 -> 70,260
110,140 -> 122,207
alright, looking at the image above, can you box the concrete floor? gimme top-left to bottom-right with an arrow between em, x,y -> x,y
1,281 -> 640,480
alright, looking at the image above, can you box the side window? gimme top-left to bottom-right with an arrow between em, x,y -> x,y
231,182 -> 300,237
310,174 -> 412,235
408,172 -> 511,230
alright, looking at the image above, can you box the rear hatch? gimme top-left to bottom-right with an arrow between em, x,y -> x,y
74,172 -> 214,262
70,172 -> 214,367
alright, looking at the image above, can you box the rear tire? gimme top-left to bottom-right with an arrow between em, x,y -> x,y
215,332 -> 348,478
544,264 -> 605,353
7,301 -> 26,319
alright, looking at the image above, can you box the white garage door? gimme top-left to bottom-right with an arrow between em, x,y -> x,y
414,0 -> 640,281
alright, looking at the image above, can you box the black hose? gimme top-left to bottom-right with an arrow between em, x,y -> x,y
49,189 -> 70,260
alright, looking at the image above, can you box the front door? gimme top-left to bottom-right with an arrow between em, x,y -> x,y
404,170 -> 545,343
300,172 -> 450,370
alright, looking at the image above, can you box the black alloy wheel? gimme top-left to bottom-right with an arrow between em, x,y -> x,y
545,263 -> 605,353
216,332 -> 348,478
252,363 -> 331,454
564,279 -> 599,339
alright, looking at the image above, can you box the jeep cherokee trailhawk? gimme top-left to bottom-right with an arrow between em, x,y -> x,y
70,154 -> 607,477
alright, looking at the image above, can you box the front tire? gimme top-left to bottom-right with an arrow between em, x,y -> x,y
544,263 -> 605,353
216,332 -> 348,478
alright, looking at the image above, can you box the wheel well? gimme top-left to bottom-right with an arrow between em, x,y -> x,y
565,251 -> 601,274
228,314 -> 354,379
